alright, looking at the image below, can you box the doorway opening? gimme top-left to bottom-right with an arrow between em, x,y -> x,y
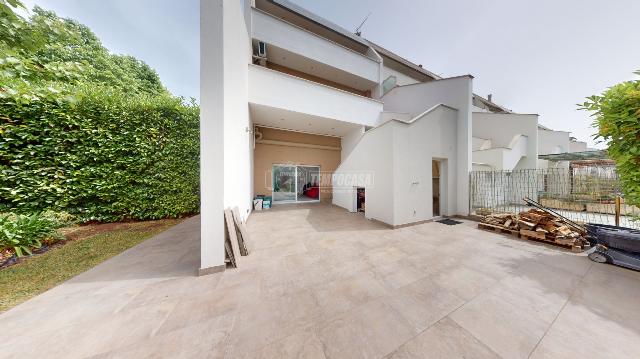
432,159 -> 441,216
272,164 -> 320,204
357,187 -> 365,213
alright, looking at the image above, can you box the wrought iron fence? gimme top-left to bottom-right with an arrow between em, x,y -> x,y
470,165 -> 640,229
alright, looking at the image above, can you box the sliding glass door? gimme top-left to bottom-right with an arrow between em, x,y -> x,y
272,165 -> 296,203
297,166 -> 320,202
272,164 -> 321,204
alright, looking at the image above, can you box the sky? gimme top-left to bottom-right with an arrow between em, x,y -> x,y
20,0 -> 640,148
21,0 -> 200,102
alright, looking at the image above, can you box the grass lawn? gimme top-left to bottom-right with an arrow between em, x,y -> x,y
0,218 -> 183,312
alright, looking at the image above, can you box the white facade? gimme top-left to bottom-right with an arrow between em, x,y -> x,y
380,76 -> 473,216
333,105 -> 459,226
201,0 -> 591,271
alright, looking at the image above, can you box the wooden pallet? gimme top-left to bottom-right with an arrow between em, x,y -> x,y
478,222 -> 520,237
478,222 -> 586,252
518,231 -> 586,253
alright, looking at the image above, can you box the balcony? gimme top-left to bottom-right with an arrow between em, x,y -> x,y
248,64 -> 383,128
251,8 -> 380,89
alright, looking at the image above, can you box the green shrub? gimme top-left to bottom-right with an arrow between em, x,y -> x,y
0,2 -> 200,222
581,70 -> 640,209
0,86 -> 200,222
0,212 -> 64,256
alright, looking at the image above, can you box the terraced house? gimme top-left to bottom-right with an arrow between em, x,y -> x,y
200,0 -> 589,273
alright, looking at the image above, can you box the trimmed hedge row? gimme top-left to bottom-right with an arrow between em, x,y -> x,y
0,86 -> 200,222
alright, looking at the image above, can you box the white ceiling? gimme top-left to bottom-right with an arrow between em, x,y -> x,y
250,103 -> 360,137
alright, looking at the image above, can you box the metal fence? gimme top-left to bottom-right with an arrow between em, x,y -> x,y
470,165 -> 640,229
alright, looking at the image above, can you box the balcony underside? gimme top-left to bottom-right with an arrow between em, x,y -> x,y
250,103 -> 361,138
248,65 -> 383,129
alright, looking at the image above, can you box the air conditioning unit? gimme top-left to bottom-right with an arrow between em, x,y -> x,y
258,41 -> 267,58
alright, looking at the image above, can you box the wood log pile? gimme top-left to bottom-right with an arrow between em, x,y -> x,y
483,213 -> 518,230
481,209 -> 589,251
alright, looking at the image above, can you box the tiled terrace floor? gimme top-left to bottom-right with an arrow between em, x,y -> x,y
1,203 -> 640,358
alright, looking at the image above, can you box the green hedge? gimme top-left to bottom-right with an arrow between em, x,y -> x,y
582,70 -> 640,209
0,86 -> 200,222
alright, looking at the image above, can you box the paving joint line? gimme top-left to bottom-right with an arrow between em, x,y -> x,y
526,262 -> 594,358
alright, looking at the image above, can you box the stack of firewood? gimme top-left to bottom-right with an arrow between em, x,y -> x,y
516,209 -> 587,245
481,209 -> 589,250
483,213 -> 519,230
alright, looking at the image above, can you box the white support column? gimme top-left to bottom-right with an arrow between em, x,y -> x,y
199,0 -> 226,275
456,77 -> 473,216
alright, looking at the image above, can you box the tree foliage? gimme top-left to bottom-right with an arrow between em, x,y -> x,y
581,70 -> 640,208
0,1 -> 200,222
1,3 -> 166,96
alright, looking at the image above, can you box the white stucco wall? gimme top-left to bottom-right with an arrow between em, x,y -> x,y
332,124 -> 395,224
224,0 -> 253,220
200,0 -> 252,273
569,140 -> 588,153
472,136 -> 492,151
538,128 -> 570,168
392,106 -> 459,225
200,0 -> 225,272
381,76 -> 473,216
538,129 -> 570,155
340,126 -> 365,162
472,113 -> 539,170
333,105 -> 459,226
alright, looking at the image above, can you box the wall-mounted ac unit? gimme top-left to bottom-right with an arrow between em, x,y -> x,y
258,41 -> 267,58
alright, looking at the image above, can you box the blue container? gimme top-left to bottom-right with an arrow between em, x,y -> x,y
262,196 -> 272,209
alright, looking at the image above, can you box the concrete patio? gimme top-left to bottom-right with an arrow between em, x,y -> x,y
1,203 -> 639,358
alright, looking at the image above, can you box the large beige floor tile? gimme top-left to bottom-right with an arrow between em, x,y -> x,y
387,317 -> 500,359
385,277 -> 466,334
318,299 -> 415,359
530,301 -> 640,359
227,290 -> 321,356
450,292 -> 550,359
236,327 -> 326,359
483,261 -> 580,323
93,312 -> 235,359
430,264 -> 498,301
312,269 -> 389,321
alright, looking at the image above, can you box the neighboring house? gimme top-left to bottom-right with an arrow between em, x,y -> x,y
200,0 -> 590,273
472,112 -> 539,171
537,125 -> 594,168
